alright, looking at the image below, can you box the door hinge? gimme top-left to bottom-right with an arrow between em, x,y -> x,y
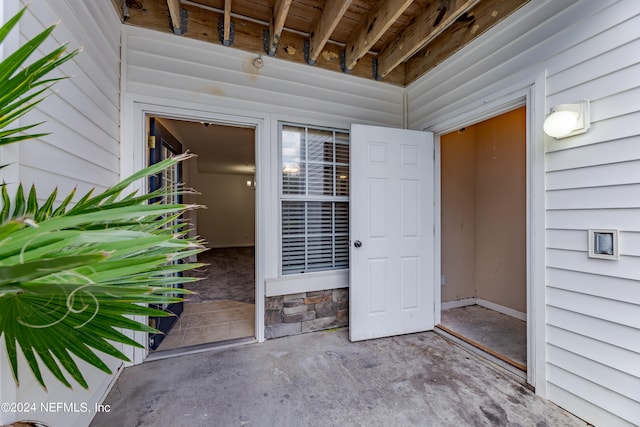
148,135 -> 156,149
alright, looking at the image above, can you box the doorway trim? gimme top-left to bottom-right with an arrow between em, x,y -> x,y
121,95 -> 270,365
419,72 -> 546,395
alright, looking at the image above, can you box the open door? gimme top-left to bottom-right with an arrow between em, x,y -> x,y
349,124 -> 435,341
148,118 -> 184,350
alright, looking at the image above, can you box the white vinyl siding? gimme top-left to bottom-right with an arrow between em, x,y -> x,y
407,0 -> 640,425
123,26 -> 403,127
16,0 -> 120,198
0,1 -> 121,427
280,124 -> 349,275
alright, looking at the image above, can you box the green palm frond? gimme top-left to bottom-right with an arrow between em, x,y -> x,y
0,6 -> 78,146
0,155 -> 206,390
0,6 -> 207,391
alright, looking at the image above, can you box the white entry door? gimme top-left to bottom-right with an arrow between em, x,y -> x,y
349,124 -> 435,341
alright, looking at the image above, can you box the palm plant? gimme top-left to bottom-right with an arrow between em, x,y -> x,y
0,7 -> 204,389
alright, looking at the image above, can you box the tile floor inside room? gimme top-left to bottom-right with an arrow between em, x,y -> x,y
156,300 -> 255,351
152,247 -> 256,352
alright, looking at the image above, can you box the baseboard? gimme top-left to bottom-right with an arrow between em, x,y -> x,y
441,298 -> 526,321
476,299 -> 526,321
441,298 -> 476,310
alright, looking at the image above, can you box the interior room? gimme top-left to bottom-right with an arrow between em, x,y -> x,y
438,107 -> 527,372
151,118 -> 257,352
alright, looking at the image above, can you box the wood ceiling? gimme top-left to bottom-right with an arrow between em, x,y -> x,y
115,0 -> 529,86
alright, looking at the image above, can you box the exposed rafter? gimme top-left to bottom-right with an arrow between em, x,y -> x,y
404,0 -> 529,84
343,0 -> 413,71
307,0 -> 353,65
377,0 -> 479,78
223,0 -> 232,45
166,0 -> 183,34
119,0 -> 531,86
268,0 -> 293,56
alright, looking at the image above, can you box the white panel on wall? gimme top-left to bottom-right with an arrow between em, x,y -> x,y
406,0 -> 640,424
546,137 -> 640,172
16,1 -> 120,199
547,306 -> 640,354
547,229 -> 640,258
124,26 -> 404,128
546,184 -> 640,209
546,158 -> 640,189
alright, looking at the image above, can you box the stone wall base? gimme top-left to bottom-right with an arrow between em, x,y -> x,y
265,288 -> 348,339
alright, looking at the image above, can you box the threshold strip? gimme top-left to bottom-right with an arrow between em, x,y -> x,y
436,324 -> 526,372
146,336 -> 256,362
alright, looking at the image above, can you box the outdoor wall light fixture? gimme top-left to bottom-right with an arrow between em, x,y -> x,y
543,100 -> 590,139
253,55 -> 264,69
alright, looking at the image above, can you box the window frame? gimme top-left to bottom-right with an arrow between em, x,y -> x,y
278,121 -> 350,276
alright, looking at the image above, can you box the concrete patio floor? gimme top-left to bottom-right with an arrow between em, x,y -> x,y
91,329 -> 585,427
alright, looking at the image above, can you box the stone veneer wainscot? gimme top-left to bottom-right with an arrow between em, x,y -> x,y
265,289 -> 348,338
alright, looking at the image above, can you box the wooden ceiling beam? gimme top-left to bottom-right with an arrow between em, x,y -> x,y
307,0 -> 353,64
122,0 -> 406,85
166,0 -> 182,34
268,0 -> 293,56
376,0 -> 478,79
223,0 -> 232,45
343,0 -> 414,71
404,0 -> 530,84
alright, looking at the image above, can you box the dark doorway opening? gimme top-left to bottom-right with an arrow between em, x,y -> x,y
438,107 -> 527,373
147,117 -> 256,352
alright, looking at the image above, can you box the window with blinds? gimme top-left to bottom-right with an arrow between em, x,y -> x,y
280,123 -> 349,275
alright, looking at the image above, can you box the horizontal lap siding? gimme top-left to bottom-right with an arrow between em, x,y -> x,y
124,26 -> 403,127
543,0 -> 640,419
407,0 -> 640,425
6,2 -> 122,427
16,0 -> 120,199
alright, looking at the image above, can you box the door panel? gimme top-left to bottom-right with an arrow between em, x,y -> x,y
350,124 -> 435,341
148,118 -> 184,350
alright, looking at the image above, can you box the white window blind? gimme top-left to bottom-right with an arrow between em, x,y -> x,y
280,124 -> 349,275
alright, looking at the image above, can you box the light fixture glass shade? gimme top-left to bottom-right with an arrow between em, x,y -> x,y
543,100 -> 590,139
543,110 -> 579,138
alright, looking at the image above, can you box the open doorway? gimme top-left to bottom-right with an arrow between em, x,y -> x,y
148,117 -> 256,352
437,107 -> 527,373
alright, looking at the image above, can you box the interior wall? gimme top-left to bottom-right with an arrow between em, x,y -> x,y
441,126 -> 477,302
196,172 -> 256,248
441,108 -> 526,313
475,108 -> 526,312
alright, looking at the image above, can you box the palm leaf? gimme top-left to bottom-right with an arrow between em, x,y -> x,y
0,156 -> 206,389
0,6 -> 206,391
0,6 -> 78,146
0,6 -> 25,44
0,254 -> 107,285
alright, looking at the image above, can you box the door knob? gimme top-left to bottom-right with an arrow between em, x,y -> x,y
354,240 -> 362,248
